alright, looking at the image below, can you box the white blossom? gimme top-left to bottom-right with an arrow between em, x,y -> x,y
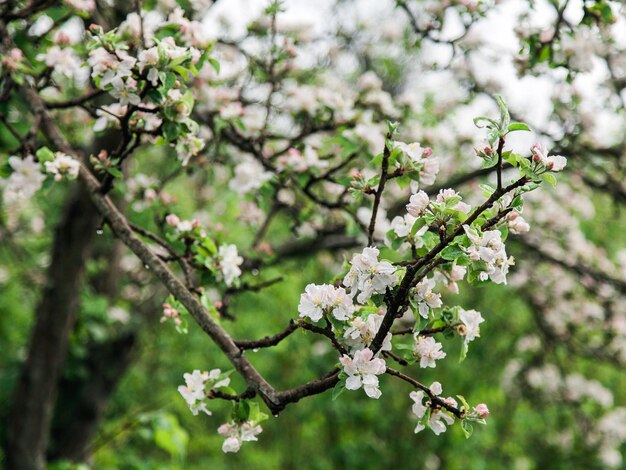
340,348 -> 386,399
410,381 -> 455,435
459,309 -> 484,346
436,188 -> 471,213
530,144 -> 567,172
217,421 -> 263,453
110,77 -> 141,106
298,284 -> 354,322
463,225 -> 513,284
343,247 -> 398,303
343,312 -> 392,352
218,244 -> 243,287
429,409 -> 455,435
37,46 -> 81,78
414,278 -> 442,318
229,158 -> 273,195
390,213 -> 417,238
406,190 -> 430,217
177,370 -> 211,416
414,336 -> 446,368
2,156 -> 45,204
506,211 -> 530,234
44,153 -> 80,181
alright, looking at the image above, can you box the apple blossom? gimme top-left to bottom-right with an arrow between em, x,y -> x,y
217,420 -> 263,453
414,336 -> 447,368
218,244 -> 243,287
340,348 -> 386,399
298,284 -> 355,322
343,312 -> 392,353
2,156 -> 45,204
475,403 -> 489,419
406,190 -> 430,217
44,153 -> 80,181
463,225 -> 513,284
343,247 -> 398,303
414,278 -> 442,318
459,308 -> 485,346
228,158 -> 273,195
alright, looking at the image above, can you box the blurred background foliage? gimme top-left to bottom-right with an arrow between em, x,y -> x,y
1,141 -> 624,469
2,0 -> 626,468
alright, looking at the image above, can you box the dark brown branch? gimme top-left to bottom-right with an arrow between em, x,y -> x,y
371,176 -> 530,353
368,136 -> 391,245
385,368 -> 464,419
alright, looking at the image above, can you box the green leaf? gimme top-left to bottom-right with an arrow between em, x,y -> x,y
248,401 -> 268,423
459,340 -> 468,362
542,172 -> 557,187
440,245 -> 464,261
106,167 -> 123,178
332,380 -> 346,401
145,88 -> 163,105
36,147 -> 55,162
473,116 -> 499,129
161,71 -> 177,91
233,400 -> 251,422
410,218 -> 427,237
170,65 -> 189,81
456,395 -> 471,411
461,420 -> 474,439
507,122 -> 531,133
495,95 -> 510,131
162,121 -> 180,142
208,57 -> 220,74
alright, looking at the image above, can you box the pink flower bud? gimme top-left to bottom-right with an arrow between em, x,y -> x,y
191,219 -> 201,229
422,147 -> 433,157
483,146 -> 492,155
56,32 -> 71,45
166,214 -> 180,227
475,403 -> 489,418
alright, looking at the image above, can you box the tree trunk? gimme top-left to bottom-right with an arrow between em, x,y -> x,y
48,331 -> 137,462
6,184 -> 100,470
48,194 -> 140,463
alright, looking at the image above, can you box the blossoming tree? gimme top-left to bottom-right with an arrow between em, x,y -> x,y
1,0 -> 625,467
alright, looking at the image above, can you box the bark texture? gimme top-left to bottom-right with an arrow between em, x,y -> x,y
6,185 -> 99,470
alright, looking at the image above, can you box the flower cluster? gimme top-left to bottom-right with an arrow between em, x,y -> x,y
1,156 -> 45,205
410,382 -> 457,435
217,420 -> 263,453
217,245 -> 243,288
339,348 -> 386,399
343,247 -> 398,303
161,303 -> 182,327
178,369 -> 231,416
530,144 -> 567,173
394,141 -> 439,186
298,284 -> 355,322
343,311 -> 392,353
44,152 -> 80,181
413,336 -> 446,368
463,225 -> 513,284
414,278 -> 443,318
